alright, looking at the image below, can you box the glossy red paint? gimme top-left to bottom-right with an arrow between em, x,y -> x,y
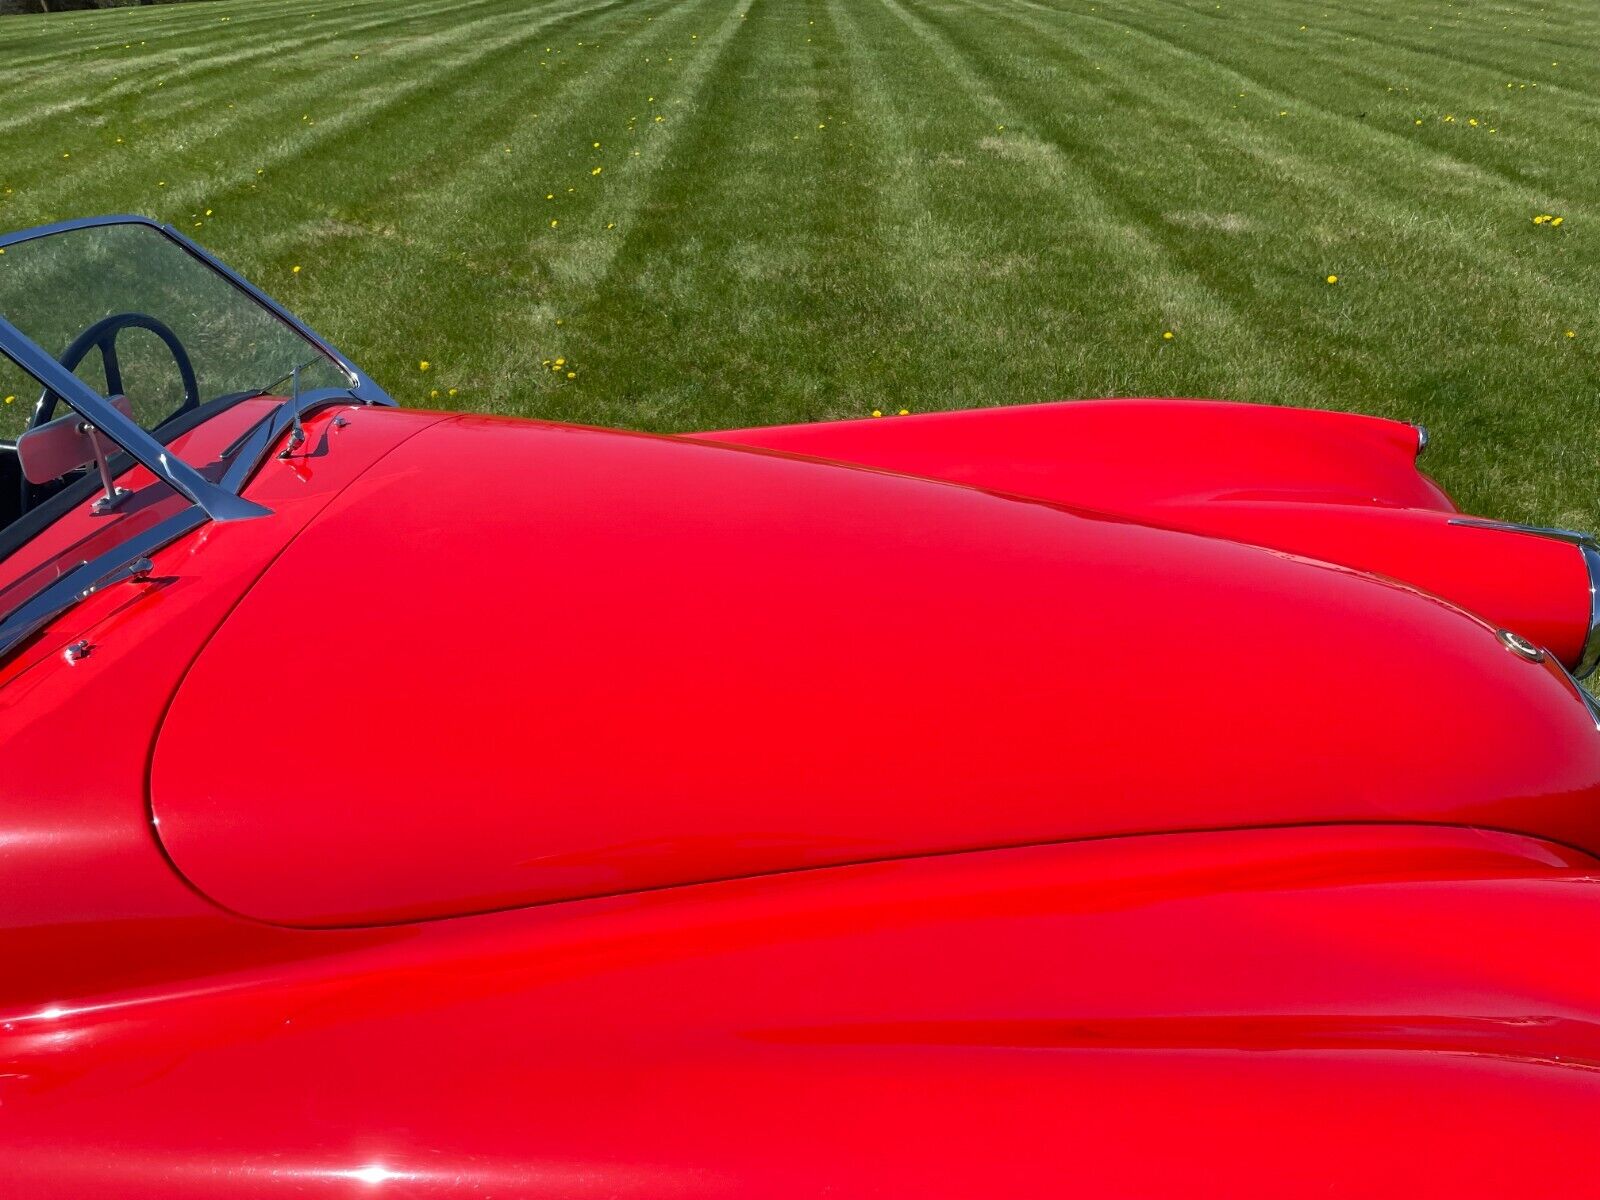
6,393 -> 1600,1196
695,399 -> 1593,668
149,413 -> 1600,928
5,825 -> 1600,1197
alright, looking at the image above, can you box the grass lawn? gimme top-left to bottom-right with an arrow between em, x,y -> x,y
1,0 -> 1596,525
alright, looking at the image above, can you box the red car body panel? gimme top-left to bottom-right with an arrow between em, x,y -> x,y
695,400 -> 1594,667
5,825 -> 1600,1197
6,391 -> 1600,1195
145,413 -> 1600,928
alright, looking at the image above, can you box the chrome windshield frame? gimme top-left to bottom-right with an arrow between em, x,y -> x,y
0,214 -> 398,652
0,311 -> 269,523
0,213 -> 394,412
0,213 -> 398,522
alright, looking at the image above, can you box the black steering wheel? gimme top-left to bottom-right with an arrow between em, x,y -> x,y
20,312 -> 200,515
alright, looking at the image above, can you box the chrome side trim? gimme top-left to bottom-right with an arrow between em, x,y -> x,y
1551,655 -> 1600,731
0,507 -> 205,661
1414,424 -> 1429,457
1578,540 -> 1600,679
1446,517 -> 1597,547
1446,517 -> 1600,679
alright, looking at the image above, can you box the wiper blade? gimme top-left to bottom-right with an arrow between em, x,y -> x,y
254,355 -> 325,403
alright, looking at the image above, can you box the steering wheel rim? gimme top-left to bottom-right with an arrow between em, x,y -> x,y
30,311 -> 200,431
19,312 -> 200,516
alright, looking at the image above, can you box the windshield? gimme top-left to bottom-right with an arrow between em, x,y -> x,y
0,220 -> 351,444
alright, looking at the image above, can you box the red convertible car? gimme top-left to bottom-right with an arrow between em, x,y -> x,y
3,215 -> 1600,1196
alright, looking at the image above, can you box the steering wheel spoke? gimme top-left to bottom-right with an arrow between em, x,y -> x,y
20,311 -> 200,515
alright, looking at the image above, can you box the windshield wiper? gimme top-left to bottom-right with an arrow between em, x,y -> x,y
219,381 -> 364,493
0,508 -> 205,663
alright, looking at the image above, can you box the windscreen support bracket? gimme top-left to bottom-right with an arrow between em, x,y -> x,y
0,313 -> 271,523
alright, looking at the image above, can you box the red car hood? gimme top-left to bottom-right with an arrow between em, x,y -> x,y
151,414 -> 1600,927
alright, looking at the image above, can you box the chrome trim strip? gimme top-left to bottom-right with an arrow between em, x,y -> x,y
1551,654 -> 1600,731
1446,517 -> 1598,547
1414,424 -> 1429,456
1578,541 -> 1600,679
0,507 -> 206,661
1445,517 -> 1600,679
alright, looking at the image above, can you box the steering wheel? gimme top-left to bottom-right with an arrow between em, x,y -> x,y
20,312 -> 200,515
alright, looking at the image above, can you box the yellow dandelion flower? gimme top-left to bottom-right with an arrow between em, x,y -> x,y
205,209 -> 213,216
898,408 -> 910,415
551,218 -> 559,228
1552,216 -> 1564,226
566,371 -> 576,379
554,357 -> 566,367
3,395 -> 13,405
1468,118 -> 1478,127
291,265 -> 301,274
1566,330 -> 1577,339
1162,331 -> 1175,340
419,360 -> 431,372
1326,274 -> 1338,284
591,166 -> 603,175
606,222 -> 616,229
448,387 -> 459,396
871,409 -> 883,417
430,389 -> 439,398
593,142 -> 601,148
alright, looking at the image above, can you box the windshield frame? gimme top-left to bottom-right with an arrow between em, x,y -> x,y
0,214 -> 395,518
0,214 -> 396,654
0,213 -> 393,416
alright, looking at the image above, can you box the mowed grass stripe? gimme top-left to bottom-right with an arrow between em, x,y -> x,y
0,0 -> 1596,525
0,0 -> 507,129
2,0 -> 614,221
1036,0 -> 1600,205
536,0 -> 974,429
339,0 -> 747,403
880,0 -> 1303,402
931,0 -> 1597,519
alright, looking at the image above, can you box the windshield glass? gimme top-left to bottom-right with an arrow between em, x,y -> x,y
0,221 -> 351,441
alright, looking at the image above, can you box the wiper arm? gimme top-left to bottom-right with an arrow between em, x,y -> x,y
219,384 -> 361,493
0,509 -> 204,663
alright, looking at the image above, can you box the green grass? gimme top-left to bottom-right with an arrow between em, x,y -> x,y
1,0 -> 1597,524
